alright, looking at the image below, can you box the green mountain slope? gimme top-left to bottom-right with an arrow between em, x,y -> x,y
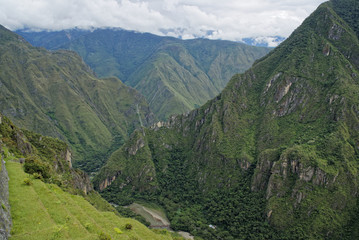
0,114 -> 180,240
17,29 -> 271,120
94,1 -> 359,239
0,26 -> 155,172
0,113 -> 92,194
7,162 -> 178,240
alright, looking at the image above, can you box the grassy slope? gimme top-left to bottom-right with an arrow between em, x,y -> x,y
0,114 -> 181,240
0,26 -> 154,172
7,161 -> 176,240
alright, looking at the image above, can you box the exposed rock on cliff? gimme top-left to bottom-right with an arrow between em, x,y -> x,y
95,1 -> 359,239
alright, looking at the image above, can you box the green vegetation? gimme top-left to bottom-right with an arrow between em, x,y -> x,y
125,223 -> 133,230
3,0 -> 359,239
23,178 -> 32,186
0,114 -> 179,240
0,113 -> 92,193
95,1 -> 359,239
115,206 -> 151,227
0,26 -> 154,173
7,161 -> 175,240
24,156 -> 51,179
84,191 -> 119,213
17,28 -> 271,120
332,0 -> 359,38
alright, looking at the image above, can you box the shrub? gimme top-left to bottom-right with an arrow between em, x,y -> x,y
32,172 -> 43,179
23,178 -> 32,185
49,175 -> 63,186
24,156 -> 51,179
98,232 -> 112,240
125,223 -> 133,230
114,227 -> 122,234
84,222 -> 91,230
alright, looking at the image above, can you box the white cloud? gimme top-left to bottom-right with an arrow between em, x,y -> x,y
0,0 -> 327,45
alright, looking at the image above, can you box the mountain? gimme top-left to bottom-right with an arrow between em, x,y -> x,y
94,1 -> 359,239
17,29 -> 271,120
0,25 -> 155,172
0,113 -> 182,240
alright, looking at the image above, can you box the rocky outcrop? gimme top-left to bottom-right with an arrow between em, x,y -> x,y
15,131 -> 32,155
0,156 -> 11,240
59,148 -> 93,194
328,23 -> 344,41
251,149 -> 279,191
252,146 -> 341,205
99,173 -> 120,191
127,137 -> 145,156
65,149 -> 72,168
70,169 -> 93,194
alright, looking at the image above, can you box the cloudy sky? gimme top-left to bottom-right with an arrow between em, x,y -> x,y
0,0 -> 327,46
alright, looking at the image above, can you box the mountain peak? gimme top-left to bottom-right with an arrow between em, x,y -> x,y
0,24 -> 27,44
94,1 -> 359,239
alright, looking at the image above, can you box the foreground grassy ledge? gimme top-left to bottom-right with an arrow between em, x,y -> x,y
7,161 -> 177,240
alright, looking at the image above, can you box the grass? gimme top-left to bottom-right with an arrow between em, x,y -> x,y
7,161 -> 176,240
2,146 -> 16,162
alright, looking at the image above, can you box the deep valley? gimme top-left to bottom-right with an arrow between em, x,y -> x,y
1,0 -> 359,239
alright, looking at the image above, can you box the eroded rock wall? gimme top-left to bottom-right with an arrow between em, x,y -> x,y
0,156 -> 11,240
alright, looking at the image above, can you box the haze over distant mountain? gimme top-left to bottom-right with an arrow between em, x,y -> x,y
94,0 -> 359,239
17,29 -> 271,120
0,25 -> 154,172
242,36 -> 286,47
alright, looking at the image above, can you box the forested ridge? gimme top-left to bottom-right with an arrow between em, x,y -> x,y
95,1 -> 359,239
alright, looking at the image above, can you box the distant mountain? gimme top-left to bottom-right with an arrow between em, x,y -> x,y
94,1 -> 359,239
0,25 -> 154,172
242,36 -> 286,47
17,29 -> 271,120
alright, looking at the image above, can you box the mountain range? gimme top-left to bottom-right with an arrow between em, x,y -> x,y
94,0 -> 359,239
17,29 -> 271,120
0,25 -> 154,172
1,0 -> 359,239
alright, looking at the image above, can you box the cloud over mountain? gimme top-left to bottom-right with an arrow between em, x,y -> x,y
0,0 -> 326,45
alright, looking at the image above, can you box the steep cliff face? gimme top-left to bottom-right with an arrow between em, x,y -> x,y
95,1 -> 359,239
